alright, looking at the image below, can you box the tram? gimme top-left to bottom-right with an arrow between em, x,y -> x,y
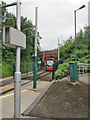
45,57 -> 55,71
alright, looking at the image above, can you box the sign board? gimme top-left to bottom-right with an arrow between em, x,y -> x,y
3,26 -> 26,49
88,1 -> 90,26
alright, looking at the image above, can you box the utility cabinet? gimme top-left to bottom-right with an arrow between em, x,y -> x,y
69,63 -> 78,82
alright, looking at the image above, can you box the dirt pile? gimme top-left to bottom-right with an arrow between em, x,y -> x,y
29,79 -> 88,118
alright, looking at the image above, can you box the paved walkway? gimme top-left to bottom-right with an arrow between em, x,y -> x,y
78,73 -> 90,85
0,80 -> 50,119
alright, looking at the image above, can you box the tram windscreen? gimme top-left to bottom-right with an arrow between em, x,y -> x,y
47,60 -> 54,66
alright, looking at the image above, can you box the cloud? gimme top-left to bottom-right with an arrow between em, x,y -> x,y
4,0 -> 89,50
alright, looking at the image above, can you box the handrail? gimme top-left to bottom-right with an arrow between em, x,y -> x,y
77,63 -> 90,74
77,63 -> 90,66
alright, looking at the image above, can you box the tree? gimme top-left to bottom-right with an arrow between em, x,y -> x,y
2,2 -> 42,76
59,26 -> 89,63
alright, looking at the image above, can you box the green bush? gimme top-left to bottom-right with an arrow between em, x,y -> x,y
54,63 -> 69,80
2,61 -> 13,77
2,60 -> 34,77
21,60 -> 34,74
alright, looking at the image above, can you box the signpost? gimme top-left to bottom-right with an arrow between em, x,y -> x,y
2,0 -> 26,118
14,1 -> 21,117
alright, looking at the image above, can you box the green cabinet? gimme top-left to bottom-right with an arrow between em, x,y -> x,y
69,63 -> 78,82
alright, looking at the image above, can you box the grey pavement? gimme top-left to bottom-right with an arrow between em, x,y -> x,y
78,73 -> 90,85
1,80 -> 50,119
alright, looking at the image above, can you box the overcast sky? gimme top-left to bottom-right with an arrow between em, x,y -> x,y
3,0 -> 89,50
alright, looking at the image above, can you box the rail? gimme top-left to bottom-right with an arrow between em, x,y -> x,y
77,63 -> 90,74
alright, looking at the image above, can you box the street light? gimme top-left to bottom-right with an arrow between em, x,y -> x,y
74,5 -> 86,63
73,5 -> 86,82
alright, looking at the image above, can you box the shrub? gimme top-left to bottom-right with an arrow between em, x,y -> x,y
2,60 -> 34,77
54,63 -> 69,80
2,61 -> 13,77
21,60 -> 34,74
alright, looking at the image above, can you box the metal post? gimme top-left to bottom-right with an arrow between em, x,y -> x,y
79,65 -> 80,74
27,61 -> 28,74
14,0 -> 21,118
43,51 -> 44,62
58,38 -> 60,64
74,10 -> 77,63
0,2 -> 2,120
33,7 -> 38,89
83,65 -> 84,74
0,3 -> 1,36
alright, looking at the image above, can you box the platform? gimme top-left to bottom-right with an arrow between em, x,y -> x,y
1,80 -> 50,119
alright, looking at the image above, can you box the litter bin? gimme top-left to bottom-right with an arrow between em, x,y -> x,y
69,63 -> 78,82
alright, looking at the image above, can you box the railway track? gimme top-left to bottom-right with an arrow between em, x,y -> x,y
0,71 -> 52,95
0,71 -> 46,86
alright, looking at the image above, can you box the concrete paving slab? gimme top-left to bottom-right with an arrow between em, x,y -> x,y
22,81 -> 54,116
1,81 -> 50,119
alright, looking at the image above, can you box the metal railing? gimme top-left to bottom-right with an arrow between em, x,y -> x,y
77,63 -> 90,74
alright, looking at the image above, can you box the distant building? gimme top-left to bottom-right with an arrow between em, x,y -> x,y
88,1 -> 90,25
40,49 -> 57,61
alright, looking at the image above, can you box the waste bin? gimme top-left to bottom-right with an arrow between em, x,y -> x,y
69,63 -> 78,82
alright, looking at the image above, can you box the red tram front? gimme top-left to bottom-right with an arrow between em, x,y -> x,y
45,57 -> 55,71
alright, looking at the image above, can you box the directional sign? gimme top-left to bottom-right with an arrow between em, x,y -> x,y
88,1 -> 90,26
3,26 -> 26,49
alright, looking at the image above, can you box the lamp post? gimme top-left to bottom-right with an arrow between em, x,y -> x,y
74,5 -> 86,63
73,5 -> 86,82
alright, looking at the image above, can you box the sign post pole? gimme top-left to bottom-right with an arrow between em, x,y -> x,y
2,1 -> 26,118
14,0 -> 21,118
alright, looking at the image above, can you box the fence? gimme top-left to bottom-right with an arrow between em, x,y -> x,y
77,63 -> 90,85
78,63 -> 90,74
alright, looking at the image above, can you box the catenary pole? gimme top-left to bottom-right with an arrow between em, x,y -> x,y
0,2 -> 2,120
33,7 -> 38,89
14,0 -> 21,118
58,38 -> 60,64
88,1 -> 90,26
